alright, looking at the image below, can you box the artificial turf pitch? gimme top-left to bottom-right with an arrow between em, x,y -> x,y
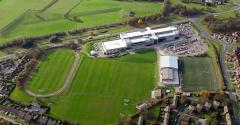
180,57 -> 217,92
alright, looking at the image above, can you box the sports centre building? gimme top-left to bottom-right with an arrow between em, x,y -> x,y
95,26 -> 180,55
159,56 -> 179,86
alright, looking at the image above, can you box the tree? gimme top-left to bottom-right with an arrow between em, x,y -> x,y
21,40 -> 35,48
162,0 -> 171,17
199,90 -> 211,99
49,35 -> 61,43
137,19 -> 143,25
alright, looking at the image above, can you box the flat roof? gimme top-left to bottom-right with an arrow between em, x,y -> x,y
102,39 -> 127,51
151,26 -> 177,34
160,56 -> 178,69
120,26 -> 178,39
155,30 -> 179,38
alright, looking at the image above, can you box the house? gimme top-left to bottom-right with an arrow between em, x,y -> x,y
213,101 -> 220,109
136,103 -> 147,110
163,106 -> 170,125
138,116 -> 144,125
151,89 -> 162,99
204,102 -> 212,111
195,119 -> 209,125
196,104 -> 203,112
172,95 -> 179,107
187,105 -> 195,114
24,113 -> 34,122
224,105 -> 230,114
180,116 -> 191,125
160,56 -> 179,86
38,116 -> 49,125
17,111 -> 25,119
225,113 -> 233,125
183,92 -> 191,97
47,119 -> 56,125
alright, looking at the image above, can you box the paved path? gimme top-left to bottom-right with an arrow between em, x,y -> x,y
24,52 -> 81,98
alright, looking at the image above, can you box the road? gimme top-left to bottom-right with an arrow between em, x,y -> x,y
24,52 -> 81,98
190,17 -> 240,125
0,105 -> 23,125
0,114 -> 22,125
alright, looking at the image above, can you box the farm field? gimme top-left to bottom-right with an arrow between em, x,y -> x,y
0,0 -> 48,29
180,57 -> 217,92
48,51 -> 157,124
170,0 -> 234,12
27,49 -> 75,94
0,0 -> 163,43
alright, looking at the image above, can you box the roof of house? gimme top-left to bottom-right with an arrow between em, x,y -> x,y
151,89 -> 162,98
160,56 -> 178,69
197,119 -> 209,125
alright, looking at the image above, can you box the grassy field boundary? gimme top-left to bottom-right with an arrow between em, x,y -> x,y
64,0 -> 84,17
39,0 -> 59,13
0,10 -> 29,35
0,0 -> 59,35
205,39 -> 225,91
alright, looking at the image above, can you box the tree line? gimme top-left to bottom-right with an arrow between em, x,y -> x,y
203,13 -> 240,33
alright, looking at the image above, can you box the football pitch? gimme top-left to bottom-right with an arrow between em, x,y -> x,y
11,50 -> 157,124
180,57 -> 217,92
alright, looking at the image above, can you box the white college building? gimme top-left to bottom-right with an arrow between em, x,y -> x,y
98,26 -> 179,55
160,56 -> 179,86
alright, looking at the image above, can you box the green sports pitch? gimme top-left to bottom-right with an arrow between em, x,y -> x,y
11,50 -> 157,125
180,57 -> 217,92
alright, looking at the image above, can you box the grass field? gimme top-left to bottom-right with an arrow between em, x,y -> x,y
27,49 -> 75,94
0,0 -> 163,42
0,0 -> 47,29
10,50 -> 157,124
48,51 -> 157,124
0,0 -> 236,43
170,0 -> 234,12
180,57 -> 217,92
10,87 -> 34,104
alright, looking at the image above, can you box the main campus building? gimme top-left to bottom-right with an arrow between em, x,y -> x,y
97,26 -> 180,55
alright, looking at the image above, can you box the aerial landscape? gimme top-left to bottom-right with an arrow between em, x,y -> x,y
0,0 -> 239,125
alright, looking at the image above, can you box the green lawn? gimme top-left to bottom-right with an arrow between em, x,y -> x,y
27,49 -> 75,94
47,51 -> 157,124
10,87 -> 34,104
180,57 -> 217,92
